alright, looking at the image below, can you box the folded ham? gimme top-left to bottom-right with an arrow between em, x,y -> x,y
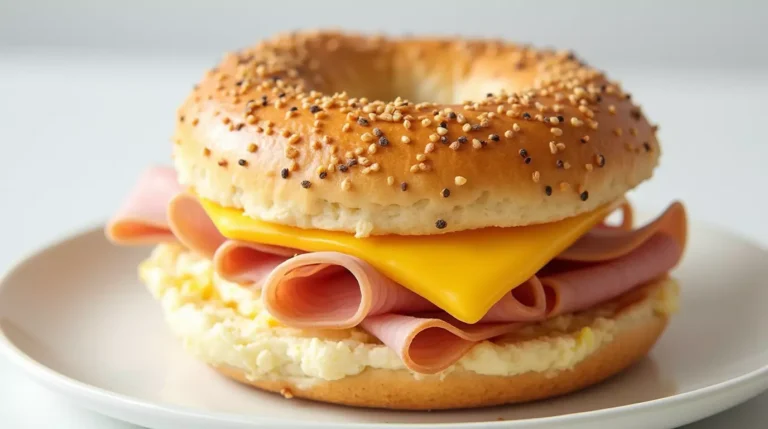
108,167 -> 687,374
106,167 -> 182,244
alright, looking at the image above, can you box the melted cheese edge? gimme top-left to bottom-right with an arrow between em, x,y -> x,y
201,198 -> 623,324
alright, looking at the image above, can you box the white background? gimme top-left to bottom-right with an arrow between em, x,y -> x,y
0,0 -> 766,427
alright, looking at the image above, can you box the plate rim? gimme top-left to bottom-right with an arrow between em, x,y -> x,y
1,221 -> 768,428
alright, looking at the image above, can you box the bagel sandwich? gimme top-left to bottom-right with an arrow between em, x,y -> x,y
106,30 -> 687,410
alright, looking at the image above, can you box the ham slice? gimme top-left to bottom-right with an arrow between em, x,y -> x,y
105,167 -> 182,244
167,193 -> 227,258
261,252 -> 441,329
260,253 -> 548,329
360,314 -> 522,374
213,240 -> 301,287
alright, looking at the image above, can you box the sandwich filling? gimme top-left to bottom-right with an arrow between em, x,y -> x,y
142,243 -> 679,385
107,167 -> 687,375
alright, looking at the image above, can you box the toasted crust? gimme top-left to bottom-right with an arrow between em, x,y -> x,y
216,310 -> 667,410
173,31 -> 660,236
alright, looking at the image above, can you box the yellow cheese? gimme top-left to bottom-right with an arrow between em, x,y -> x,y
200,199 -> 622,324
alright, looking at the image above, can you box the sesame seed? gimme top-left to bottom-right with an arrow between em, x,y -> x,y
421,118 -> 432,127
643,142 -> 652,152
368,144 -> 378,155
416,154 -> 427,162
280,168 -> 289,179
580,136 -> 590,144
570,117 -> 583,127
580,191 -> 589,201
361,132 -> 374,142
596,154 -> 606,167
545,186 -> 552,196
532,171 -> 540,183
400,182 -> 408,191
338,164 -> 349,172
387,176 -> 395,186
418,162 -> 429,171
504,130 -> 514,138
548,116 -> 559,124
489,134 -> 500,141
319,171 -> 328,179
429,133 -> 439,142
373,128 -> 383,137
425,143 -> 435,153
435,219 -> 447,229
513,123 -> 521,132
441,188 -> 451,198
556,160 -> 564,168
340,178 -> 351,191
437,127 -> 448,136
549,141 -> 558,154
519,148 -> 528,158
556,142 -> 566,151
524,157 -> 532,164
458,136 -> 468,144
342,123 -> 351,132
563,161 -> 571,169
287,134 -> 301,145
401,136 -> 411,144
455,176 -> 467,186
301,180 -> 311,189
310,105 -> 321,113
357,117 -> 369,126
410,164 -> 419,173
551,127 -> 563,136
462,123 -> 472,132
585,163 -> 593,171
403,120 -> 412,129
449,141 -> 461,150
472,139 -> 483,149
238,159 -> 248,167
522,112 -> 532,120
378,136 -> 390,146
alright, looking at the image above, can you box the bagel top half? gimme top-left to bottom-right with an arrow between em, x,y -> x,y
173,30 -> 659,236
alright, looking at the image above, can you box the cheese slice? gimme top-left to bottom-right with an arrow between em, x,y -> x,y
200,198 -> 623,324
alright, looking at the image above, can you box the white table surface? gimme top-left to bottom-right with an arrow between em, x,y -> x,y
0,49 -> 766,428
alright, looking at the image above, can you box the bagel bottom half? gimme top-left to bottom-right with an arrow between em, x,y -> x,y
141,244 -> 679,410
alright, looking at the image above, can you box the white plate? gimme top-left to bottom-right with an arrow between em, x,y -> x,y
0,220 -> 767,429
